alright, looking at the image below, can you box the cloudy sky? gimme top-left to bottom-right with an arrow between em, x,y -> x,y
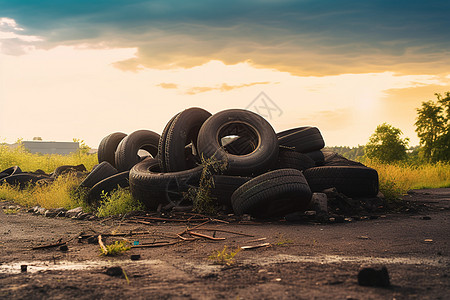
1,0 -> 449,148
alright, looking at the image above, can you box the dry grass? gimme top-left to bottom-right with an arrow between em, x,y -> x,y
365,160 -> 450,199
0,175 -> 87,210
0,143 -> 97,174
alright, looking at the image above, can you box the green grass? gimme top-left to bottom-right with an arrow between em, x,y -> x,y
0,175 -> 88,210
96,188 -> 145,217
189,154 -> 228,214
208,245 -> 240,265
99,240 -> 132,256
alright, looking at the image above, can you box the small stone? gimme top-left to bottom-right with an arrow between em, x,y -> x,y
56,211 -> 66,218
275,278 -> 282,282
130,254 -> 141,261
21,265 -> 28,272
66,207 -> 83,218
304,210 -> 317,216
30,205 -> 40,213
76,212 -> 90,220
105,266 -> 124,277
424,239 -> 433,243
310,193 -> 328,213
258,269 -> 268,273
241,214 -> 251,221
44,210 -> 59,218
36,207 -> 46,215
358,266 -> 390,287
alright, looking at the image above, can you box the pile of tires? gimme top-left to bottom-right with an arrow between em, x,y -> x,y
1,106 -> 378,219
0,164 -> 87,189
91,107 -> 378,219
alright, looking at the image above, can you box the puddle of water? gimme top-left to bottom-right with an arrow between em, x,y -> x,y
0,259 -> 163,274
2,254 -> 448,275
245,254 -> 450,267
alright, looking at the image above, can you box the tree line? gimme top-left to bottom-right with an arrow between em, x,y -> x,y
330,92 -> 450,163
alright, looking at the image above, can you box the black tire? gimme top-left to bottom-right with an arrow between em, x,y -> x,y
51,164 -> 87,178
197,109 -> 279,176
210,175 -> 252,206
303,166 -> 379,197
304,150 -> 325,166
0,166 -> 22,180
98,132 -> 127,168
223,136 -> 255,155
129,158 -> 203,210
278,127 -> 325,153
231,169 -> 312,218
87,171 -> 130,206
273,148 -> 315,171
1,173 -> 49,189
161,107 -> 211,172
158,113 -> 180,172
79,161 -> 118,189
322,151 -> 365,167
276,127 -> 309,138
115,130 -> 160,172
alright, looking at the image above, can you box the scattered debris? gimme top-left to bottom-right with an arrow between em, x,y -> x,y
240,243 -> 271,250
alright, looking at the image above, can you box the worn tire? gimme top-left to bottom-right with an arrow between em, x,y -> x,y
273,148 -> 315,171
129,158 -> 203,210
115,130 -> 160,172
158,113 -> 180,172
323,151 -> 365,167
79,161 -> 118,189
210,175 -> 252,206
303,166 -> 379,197
87,171 -> 130,206
161,107 -> 211,172
278,127 -> 325,153
223,136 -> 255,155
0,173 -> 49,189
0,166 -> 22,180
305,150 -> 325,166
276,127 -> 309,138
231,169 -> 312,218
98,132 -> 127,168
51,164 -> 87,178
197,109 -> 278,176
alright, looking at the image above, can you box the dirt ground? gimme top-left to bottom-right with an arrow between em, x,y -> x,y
1,189 -> 449,299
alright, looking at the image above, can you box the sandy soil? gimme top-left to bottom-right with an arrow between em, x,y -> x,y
1,189 -> 449,299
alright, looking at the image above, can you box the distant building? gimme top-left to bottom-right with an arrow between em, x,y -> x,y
22,140 -> 79,155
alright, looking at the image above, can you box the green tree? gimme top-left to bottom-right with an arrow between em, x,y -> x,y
415,92 -> 450,161
365,123 -> 409,163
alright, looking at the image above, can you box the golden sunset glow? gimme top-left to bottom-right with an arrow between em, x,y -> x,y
1,2 -> 449,148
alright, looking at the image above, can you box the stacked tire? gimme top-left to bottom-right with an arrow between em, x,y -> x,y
93,106 -> 378,219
